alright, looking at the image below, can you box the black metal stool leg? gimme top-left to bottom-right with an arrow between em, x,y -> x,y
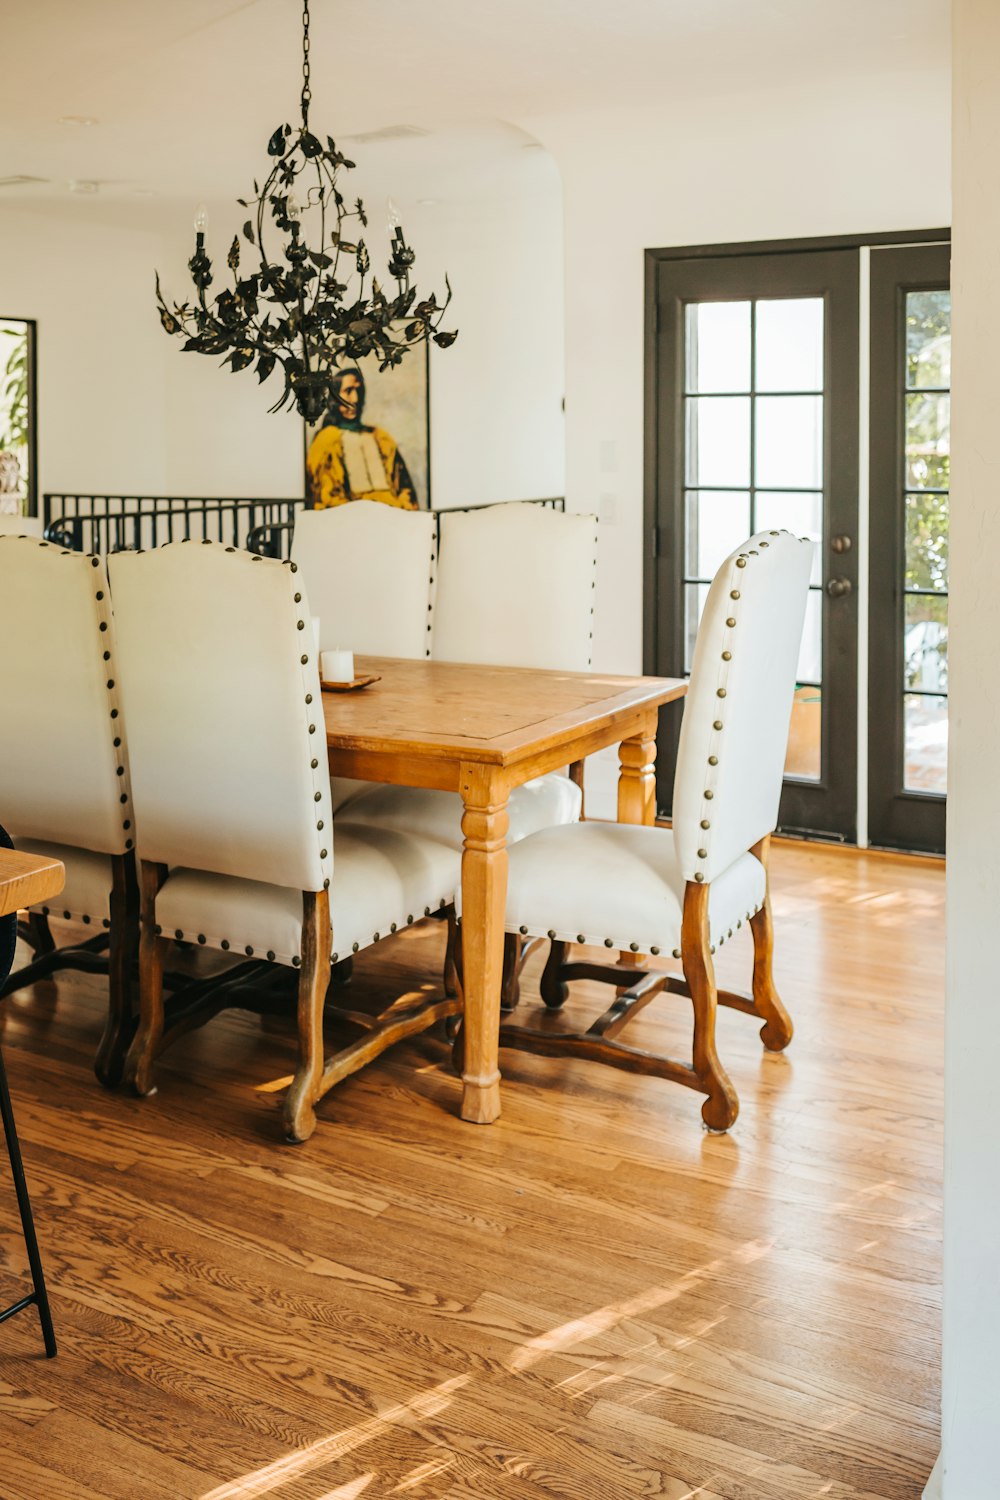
0,1045 -> 56,1356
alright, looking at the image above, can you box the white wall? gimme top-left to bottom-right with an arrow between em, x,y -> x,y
941,5 -> 1000,1493
5,164 -> 565,508
0,204 -> 168,500
523,67 -> 952,676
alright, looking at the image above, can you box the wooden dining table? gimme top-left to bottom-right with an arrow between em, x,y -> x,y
1,845 -> 64,1356
324,656 -> 687,1124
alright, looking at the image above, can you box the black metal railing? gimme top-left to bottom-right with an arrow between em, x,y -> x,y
43,494 -> 305,556
43,494 -> 565,558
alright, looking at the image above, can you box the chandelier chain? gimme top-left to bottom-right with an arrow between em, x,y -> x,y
301,0 -> 311,129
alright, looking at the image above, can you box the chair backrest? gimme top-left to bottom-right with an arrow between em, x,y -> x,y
432,503 -> 599,671
109,542 -> 331,892
0,515 -> 43,537
0,537 -> 133,855
673,530 -> 812,884
291,504 -> 437,659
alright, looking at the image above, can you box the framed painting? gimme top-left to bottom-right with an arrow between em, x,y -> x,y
304,337 -> 430,511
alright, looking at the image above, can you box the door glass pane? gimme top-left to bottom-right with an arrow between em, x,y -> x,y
901,287 -> 949,806
685,302 -> 751,393
786,684 -> 822,781
904,596 -> 948,692
755,491 -> 823,585
685,398 -> 751,486
907,291 -> 951,389
755,298 -> 824,392
905,392 -> 950,490
905,492 -> 949,592
684,490 -> 751,579
904,694 -> 948,794
754,396 -> 823,488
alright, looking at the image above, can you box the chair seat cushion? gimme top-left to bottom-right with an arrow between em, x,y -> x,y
484,821 -> 766,955
337,773 -> 583,850
15,838 -> 114,927
156,824 -> 460,966
329,777 -> 372,812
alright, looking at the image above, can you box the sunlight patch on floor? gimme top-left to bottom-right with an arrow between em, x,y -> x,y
200,1376 -> 470,1499
508,1238 -> 773,1373
314,1477 -> 375,1499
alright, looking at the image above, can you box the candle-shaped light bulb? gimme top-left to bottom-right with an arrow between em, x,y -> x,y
193,203 -> 209,236
387,197 -> 404,241
287,192 -> 302,221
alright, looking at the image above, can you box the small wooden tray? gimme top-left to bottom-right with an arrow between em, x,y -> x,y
320,673 -> 381,693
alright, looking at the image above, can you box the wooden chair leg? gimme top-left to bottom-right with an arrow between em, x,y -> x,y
443,907 -> 460,999
681,882 -> 739,1132
540,938 -> 570,1009
16,911 -> 55,957
749,836 -> 793,1051
124,861 -> 169,1097
568,759 -> 585,820
95,851 -> 140,1088
283,890 -> 332,1145
501,933 -> 521,1012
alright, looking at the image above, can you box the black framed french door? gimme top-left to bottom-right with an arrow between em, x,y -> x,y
644,244 -> 860,841
868,243 -> 950,854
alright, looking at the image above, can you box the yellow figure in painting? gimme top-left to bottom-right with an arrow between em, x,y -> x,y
306,367 -> 418,510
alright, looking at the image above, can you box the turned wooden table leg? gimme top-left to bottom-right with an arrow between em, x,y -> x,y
617,713 -> 657,972
617,715 -> 658,827
458,764 -> 508,1124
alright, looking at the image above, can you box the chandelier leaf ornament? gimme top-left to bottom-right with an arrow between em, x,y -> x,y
155,0 -> 457,424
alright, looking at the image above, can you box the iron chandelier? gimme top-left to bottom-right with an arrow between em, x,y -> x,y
155,0 -> 457,423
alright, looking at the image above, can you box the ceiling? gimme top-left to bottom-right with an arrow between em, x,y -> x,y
0,0 -> 950,211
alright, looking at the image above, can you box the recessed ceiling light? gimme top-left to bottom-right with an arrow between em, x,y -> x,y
417,198 -> 437,207
59,115 -> 99,126
68,179 -> 100,194
130,188 -> 156,198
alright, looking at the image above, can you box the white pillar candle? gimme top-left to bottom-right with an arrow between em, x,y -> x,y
322,648 -> 355,683
312,617 -> 321,649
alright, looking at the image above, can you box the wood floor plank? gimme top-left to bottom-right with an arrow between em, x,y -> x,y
0,845 -> 942,1499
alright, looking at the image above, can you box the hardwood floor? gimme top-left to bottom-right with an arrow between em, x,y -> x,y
0,843 -> 943,1499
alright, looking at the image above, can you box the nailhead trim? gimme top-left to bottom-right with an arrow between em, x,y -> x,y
689,532 -> 804,887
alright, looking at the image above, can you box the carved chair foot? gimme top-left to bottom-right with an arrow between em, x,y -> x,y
124,1040 -> 158,1098
759,1009 -> 793,1052
700,1072 -> 739,1132
283,1082 -> 317,1144
94,1023 -> 130,1089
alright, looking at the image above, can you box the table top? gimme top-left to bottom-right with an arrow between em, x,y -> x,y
0,849 -> 65,919
322,656 -> 687,768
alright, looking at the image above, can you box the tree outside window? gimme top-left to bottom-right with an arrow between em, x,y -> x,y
0,320 -> 32,515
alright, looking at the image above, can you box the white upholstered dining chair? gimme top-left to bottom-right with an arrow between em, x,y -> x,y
0,535 -> 139,1085
290,502 -> 438,814
108,540 -> 461,1142
291,502 -> 437,659
475,529 -> 812,1131
343,503 -> 600,848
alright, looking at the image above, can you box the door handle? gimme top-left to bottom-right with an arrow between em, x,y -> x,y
831,534 -> 853,554
826,577 -> 853,599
